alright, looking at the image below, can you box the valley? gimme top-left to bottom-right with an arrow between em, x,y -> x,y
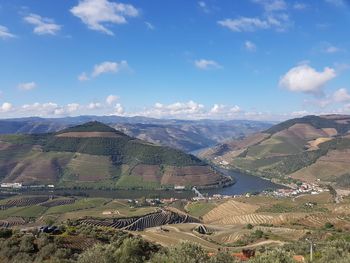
1,115 -> 350,262
0,121 -> 233,190
200,115 -> 350,191
0,116 -> 271,152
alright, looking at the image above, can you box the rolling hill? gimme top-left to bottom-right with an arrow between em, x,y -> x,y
200,115 -> 350,186
0,116 -> 272,152
0,122 -> 232,189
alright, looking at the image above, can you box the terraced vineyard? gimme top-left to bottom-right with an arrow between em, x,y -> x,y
297,213 -> 349,228
0,196 -> 49,210
0,216 -> 26,227
0,121 -> 231,189
40,198 -> 76,208
203,200 -> 259,223
255,226 -> 307,240
79,209 -> 199,231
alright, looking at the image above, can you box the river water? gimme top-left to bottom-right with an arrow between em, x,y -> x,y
203,169 -> 282,196
14,169 -> 282,199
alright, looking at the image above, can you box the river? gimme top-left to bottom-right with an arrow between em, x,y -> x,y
11,169 -> 282,199
203,169 -> 282,196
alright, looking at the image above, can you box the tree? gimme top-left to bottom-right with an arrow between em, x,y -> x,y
114,237 -> 159,263
246,224 -> 254,230
151,242 -> 210,263
324,222 -> 334,229
249,249 -> 295,263
0,228 -> 12,238
78,237 -> 159,263
209,251 -> 238,263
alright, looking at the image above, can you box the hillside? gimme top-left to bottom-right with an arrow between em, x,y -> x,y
0,116 -> 272,152
200,115 -> 350,186
0,122 -> 232,189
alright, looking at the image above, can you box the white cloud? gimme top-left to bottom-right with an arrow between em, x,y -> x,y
70,0 -> 139,35
17,82 -> 37,91
87,102 -> 102,110
1,102 -> 12,112
252,0 -> 287,12
21,102 -> 60,116
324,45 -> 341,53
218,17 -> 269,32
332,88 -> 350,103
218,13 -> 290,32
138,101 -> 205,118
304,88 -> 350,109
66,103 -> 81,113
0,25 -> 16,39
128,101 -> 243,119
293,3 -> 307,10
92,60 -> 128,77
78,72 -> 89,81
209,104 -> 241,118
198,1 -> 210,13
279,64 -> 336,94
106,94 -> 119,105
210,104 -> 225,114
21,102 -> 86,116
245,41 -> 257,52
113,103 -> 124,115
1,99 -> 335,121
145,22 -> 155,30
79,60 -> 128,80
24,13 -> 61,35
194,59 -> 222,70
291,110 -> 308,116
0,99 -> 129,118
198,1 -> 206,8
325,0 -> 345,7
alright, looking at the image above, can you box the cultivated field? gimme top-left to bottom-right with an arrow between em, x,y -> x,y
0,192 -> 349,251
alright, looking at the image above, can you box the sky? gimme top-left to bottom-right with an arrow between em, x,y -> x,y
0,0 -> 350,121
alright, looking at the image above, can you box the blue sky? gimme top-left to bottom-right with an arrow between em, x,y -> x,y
0,0 -> 350,120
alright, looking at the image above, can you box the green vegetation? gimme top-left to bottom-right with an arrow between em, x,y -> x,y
41,136 -> 204,166
336,173 -> 350,187
0,122 -> 222,189
115,175 -> 161,189
58,121 -> 118,133
3,227 -> 350,263
186,201 -> 216,218
265,115 -> 350,135
230,230 -> 268,247
246,223 -> 254,229
45,198 -> 108,215
0,122 -> 205,167
0,205 -> 47,219
257,202 -> 328,213
232,136 -> 350,179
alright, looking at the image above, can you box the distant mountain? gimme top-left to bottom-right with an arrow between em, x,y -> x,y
200,115 -> 350,186
0,122 -> 232,189
0,116 -> 272,152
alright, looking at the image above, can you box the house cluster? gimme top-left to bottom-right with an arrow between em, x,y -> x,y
0,182 -> 23,189
0,183 -> 55,189
271,183 -> 327,197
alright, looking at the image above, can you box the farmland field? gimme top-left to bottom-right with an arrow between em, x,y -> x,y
0,192 -> 350,252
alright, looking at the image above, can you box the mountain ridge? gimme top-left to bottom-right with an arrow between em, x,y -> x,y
200,115 -> 350,187
0,121 -> 233,189
0,115 -> 272,152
